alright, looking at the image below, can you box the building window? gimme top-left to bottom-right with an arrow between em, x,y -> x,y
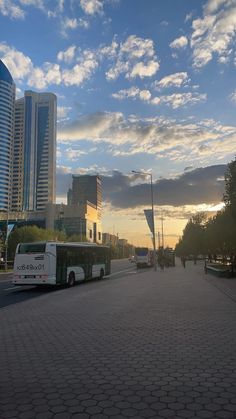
89,229 -> 92,239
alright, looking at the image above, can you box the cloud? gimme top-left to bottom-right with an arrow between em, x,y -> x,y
0,0 -> 25,19
152,92 -> 207,109
129,60 -> 160,79
61,50 -> 98,86
229,90 -> 236,103
0,43 -> 32,79
57,45 -> 77,63
112,87 -> 206,109
153,72 -> 190,90
105,35 -> 160,80
56,165 -> 227,210
170,36 -> 188,49
191,0 -> 236,68
0,42 -> 99,89
57,106 -> 72,119
28,63 -> 62,89
0,0 -> 51,19
57,112 -> 236,165
102,165 -> 227,209
80,0 -> 104,15
112,87 -> 151,101
60,17 -> 89,37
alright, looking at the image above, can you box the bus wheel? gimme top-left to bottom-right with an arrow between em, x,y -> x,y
99,269 -> 104,280
68,273 -> 75,287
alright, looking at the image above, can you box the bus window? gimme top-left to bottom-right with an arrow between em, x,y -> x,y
18,243 -> 46,254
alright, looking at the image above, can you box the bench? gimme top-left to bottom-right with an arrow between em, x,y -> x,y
205,264 -> 231,277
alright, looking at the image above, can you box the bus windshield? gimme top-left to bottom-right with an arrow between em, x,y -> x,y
17,243 -> 46,254
135,247 -> 148,256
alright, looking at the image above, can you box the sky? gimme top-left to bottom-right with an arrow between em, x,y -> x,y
0,0 -> 236,247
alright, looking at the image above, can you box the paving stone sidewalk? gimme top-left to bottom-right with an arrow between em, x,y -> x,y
1,262 -> 236,419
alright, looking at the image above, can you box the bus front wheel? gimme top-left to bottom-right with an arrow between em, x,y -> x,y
68,272 -> 75,287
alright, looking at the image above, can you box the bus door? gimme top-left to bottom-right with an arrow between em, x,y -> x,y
56,246 -> 68,285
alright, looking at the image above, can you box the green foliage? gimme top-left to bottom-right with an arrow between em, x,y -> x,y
223,156 -> 236,218
67,234 -> 88,242
205,208 -> 236,255
8,226 -> 66,260
176,158 -> 236,257
175,212 -> 206,257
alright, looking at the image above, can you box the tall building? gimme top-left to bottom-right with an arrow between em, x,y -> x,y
0,60 -> 15,212
11,91 -> 57,212
70,175 -> 102,218
11,98 -> 24,211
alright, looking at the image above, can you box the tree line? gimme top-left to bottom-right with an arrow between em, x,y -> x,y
175,157 -> 236,258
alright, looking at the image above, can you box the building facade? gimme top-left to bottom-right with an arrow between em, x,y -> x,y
0,60 -> 15,212
69,175 -> 102,219
22,91 -> 57,211
11,98 -> 24,211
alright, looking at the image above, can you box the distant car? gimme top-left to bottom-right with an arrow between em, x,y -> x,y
129,256 -> 135,263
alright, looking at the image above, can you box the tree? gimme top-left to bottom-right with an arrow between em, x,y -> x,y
8,226 -> 66,260
175,212 -> 206,257
223,156 -> 236,219
67,234 -> 88,242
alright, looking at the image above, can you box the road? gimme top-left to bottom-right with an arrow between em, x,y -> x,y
1,261 -> 236,419
0,258 -> 136,309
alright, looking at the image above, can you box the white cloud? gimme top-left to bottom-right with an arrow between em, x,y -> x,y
112,87 -> 205,110
64,17 -> 78,29
0,43 -> 32,79
129,60 -> 160,79
191,0 -> 236,68
80,0 -> 103,15
120,35 -> 155,58
154,92 -> 207,109
229,90 -> 236,103
57,106 -> 72,119
112,87 -> 151,101
64,148 -> 87,160
0,0 -> 25,19
170,36 -> 188,49
57,112 -> 236,165
153,72 -> 190,90
62,50 -> 98,86
28,63 -> 62,89
57,45 -> 76,63
105,35 -> 160,81
100,40 -> 119,59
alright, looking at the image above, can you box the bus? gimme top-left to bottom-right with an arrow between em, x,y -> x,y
134,247 -> 154,268
13,241 -> 111,287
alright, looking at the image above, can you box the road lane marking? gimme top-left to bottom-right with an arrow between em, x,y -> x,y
4,286 -> 23,291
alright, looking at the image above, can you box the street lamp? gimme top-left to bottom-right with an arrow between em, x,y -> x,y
132,170 -> 157,271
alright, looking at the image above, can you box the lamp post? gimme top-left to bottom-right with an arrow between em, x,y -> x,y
132,170 -> 157,271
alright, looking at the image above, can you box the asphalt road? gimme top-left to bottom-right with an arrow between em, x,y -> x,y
0,259 -> 137,309
1,262 -> 236,419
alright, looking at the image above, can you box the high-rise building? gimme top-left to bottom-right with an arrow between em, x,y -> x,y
11,91 -> 57,212
70,175 -> 102,218
11,98 -> 24,211
0,60 -> 15,212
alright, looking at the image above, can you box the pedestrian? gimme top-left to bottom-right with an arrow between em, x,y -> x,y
181,255 -> 186,268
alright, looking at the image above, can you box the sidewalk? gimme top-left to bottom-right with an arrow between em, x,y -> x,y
1,262 -> 236,419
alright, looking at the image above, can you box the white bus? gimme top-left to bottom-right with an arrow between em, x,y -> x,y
13,241 -> 111,287
134,247 -> 154,268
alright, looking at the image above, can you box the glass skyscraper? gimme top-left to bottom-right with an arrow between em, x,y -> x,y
0,60 -> 15,212
11,91 -> 57,212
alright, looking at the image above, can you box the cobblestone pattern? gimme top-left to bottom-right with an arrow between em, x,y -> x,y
1,263 -> 236,418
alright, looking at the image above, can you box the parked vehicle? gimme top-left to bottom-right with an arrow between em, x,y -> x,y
134,247 -> 154,268
13,241 -> 111,287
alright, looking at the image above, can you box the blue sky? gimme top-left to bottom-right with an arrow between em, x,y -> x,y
0,0 -> 236,245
